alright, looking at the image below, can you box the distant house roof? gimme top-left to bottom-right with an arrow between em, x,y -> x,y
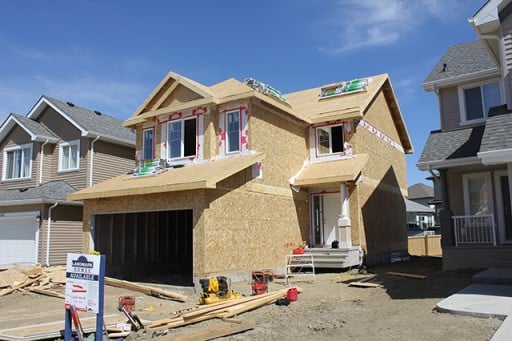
422,40 -> 499,90
405,199 -> 435,214
26,96 -> 135,147
0,181 -> 80,207
417,125 -> 485,170
408,183 -> 434,199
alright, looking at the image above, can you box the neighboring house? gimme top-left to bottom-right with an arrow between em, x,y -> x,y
69,71 -> 413,285
407,183 -> 437,229
0,96 -> 135,267
418,0 -> 512,269
405,199 -> 435,231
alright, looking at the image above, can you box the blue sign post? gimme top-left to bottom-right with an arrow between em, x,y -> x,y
64,253 -> 106,340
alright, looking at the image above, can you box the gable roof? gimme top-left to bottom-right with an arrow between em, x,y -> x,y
422,40 -> 499,91
405,199 -> 434,213
408,183 -> 434,199
0,113 -> 58,143
125,71 -> 413,154
27,96 -> 135,147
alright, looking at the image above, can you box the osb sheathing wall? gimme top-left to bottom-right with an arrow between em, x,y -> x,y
91,99 -> 311,277
351,89 -> 408,259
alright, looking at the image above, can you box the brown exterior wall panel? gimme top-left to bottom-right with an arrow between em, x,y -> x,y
439,87 -> 460,130
91,141 -> 135,185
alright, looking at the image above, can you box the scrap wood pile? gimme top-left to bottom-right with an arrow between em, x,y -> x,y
147,287 -> 301,332
0,265 -> 188,301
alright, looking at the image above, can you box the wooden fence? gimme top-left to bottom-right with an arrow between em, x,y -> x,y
408,234 -> 442,257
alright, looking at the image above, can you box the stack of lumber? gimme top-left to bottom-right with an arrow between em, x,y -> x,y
0,265 -> 188,302
148,287 -> 300,331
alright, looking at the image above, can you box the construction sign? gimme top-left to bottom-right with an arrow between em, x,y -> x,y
64,253 -> 103,313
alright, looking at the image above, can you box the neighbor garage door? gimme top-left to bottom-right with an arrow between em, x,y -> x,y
0,211 -> 39,265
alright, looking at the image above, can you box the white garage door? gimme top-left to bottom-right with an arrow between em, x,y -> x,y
0,211 -> 39,266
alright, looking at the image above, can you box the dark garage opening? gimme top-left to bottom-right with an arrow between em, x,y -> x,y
93,209 -> 193,286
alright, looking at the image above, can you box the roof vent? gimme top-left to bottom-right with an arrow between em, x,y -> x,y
94,110 -> 102,115
442,63 -> 447,72
66,101 -> 75,107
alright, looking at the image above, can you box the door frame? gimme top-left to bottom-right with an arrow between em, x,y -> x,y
494,170 -> 512,244
310,190 -> 340,247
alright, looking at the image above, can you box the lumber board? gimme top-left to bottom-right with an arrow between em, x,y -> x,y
348,281 -> 380,288
0,276 -> 41,297
29,287 -> 66,299
387,271 -> 427,279
161,318 -> 256,341
105,277 -> 188,302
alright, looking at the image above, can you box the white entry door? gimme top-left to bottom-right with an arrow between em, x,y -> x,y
0,212 -> 39,265
311,192 -> 340,247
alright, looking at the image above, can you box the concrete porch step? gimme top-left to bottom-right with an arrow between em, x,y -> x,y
304,248 -> 360,269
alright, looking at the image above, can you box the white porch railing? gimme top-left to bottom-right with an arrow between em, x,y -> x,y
452,214 -> 496,246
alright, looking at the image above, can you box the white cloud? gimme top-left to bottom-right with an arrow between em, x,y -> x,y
320,0 -> 477,54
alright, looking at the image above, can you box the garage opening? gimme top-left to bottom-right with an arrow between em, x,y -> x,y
93,210 -> 193,286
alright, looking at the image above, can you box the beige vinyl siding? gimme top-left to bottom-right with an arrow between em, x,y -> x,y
0,126 -> 37,190
38,205 -> 83,266
439,87 -> 460,130
501,14 -> 512,106
91,141 -> 135,185
46,137 -> 88,189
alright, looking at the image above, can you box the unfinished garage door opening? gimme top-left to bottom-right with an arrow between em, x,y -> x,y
93,210 -> 193,286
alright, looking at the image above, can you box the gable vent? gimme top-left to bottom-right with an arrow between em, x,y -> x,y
94,110 -> 102,115
66,101 -> 75,107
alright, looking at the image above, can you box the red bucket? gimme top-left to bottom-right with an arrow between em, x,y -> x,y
286,288 -> 298,302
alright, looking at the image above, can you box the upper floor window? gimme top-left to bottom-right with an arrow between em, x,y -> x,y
167,117 -> 197,159
3,144 -> 32,180
316,125 -> 344,155
226,110 -> 240,153
59,140 -> 80,171
460,80 -> 502,122
142,128 -> 154,160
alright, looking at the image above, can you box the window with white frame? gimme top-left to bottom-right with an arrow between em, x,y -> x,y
316,125 -> 344,155
463,173 -> 493,215
3,144 -> 32,180
167,117 -> 197,159
59,140 -> 80,171
226,110 -> 240,153
460,80 -> 502,122
142,128 -> 154,160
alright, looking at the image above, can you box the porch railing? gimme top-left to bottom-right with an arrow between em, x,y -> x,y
452,214 -> 496,246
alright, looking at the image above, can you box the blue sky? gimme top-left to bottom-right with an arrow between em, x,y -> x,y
0,0 -> 485,187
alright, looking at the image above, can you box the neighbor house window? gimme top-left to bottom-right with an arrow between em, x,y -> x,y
463,173 -> 493,215
3,144 -> 32,180
167,117 -> 197,159
142,128 -> 154,160
316,125 -> 344,155
226,110 -> 240,153
59,140 -> 80,171
460,80 -> 501,122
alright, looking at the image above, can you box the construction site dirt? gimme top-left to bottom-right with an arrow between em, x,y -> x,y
0,257 -> 501,340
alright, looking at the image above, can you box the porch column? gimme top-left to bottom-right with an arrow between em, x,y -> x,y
438,169 -> 454,247
338,184 -> 352,248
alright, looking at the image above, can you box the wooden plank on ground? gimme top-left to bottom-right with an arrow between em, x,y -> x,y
0,276 -> 41,297
160,319 -> 256,341
105,277 -> 188,302
387,272 -> 427,279
29,287 -> 65,299
348,282 -> 380,288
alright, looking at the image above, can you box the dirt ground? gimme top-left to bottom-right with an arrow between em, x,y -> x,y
0,257 -> 503,340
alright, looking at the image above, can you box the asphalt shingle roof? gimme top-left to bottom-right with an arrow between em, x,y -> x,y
418,125 -> 485,164
44,96 -> 135,146
408,183 -> 434,199
406,199 -> 434,213
0,181 -> 77,204
11,113 -> 57,141
423,40 -> 497,84
480,112 -> 512,153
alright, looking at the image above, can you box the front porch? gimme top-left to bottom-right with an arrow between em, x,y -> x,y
444,215 -> 512,269
304,246 -> 362,269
